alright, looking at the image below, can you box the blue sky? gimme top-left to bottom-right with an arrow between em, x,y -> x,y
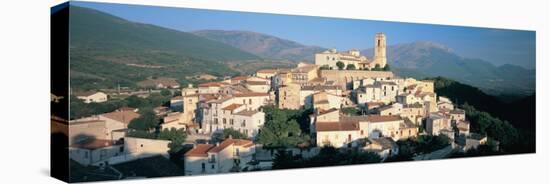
72,1 -> 536,69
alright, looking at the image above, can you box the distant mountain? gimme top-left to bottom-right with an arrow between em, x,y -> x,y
70,6 -> 260,62
362,41 -> 535,96
193,30 -> 326,61
69,6 -> 261,90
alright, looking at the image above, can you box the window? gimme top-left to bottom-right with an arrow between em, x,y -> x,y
201,163 -> 206,172
378,40 -> 381,47
119,146 -> 124,153
249,99 -> 252,105
236,148 -> 240,156
230,119 -> 234,125
223,118 -> 226,124
214,118 -> 218,124
84,151 -> 89,159
241,120 -> 246,127
211,164 -> 215,169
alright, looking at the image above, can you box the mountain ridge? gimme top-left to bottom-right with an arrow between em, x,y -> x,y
361,41 -> 535,95
192,29 -> 326,62
68,6 -> 263,90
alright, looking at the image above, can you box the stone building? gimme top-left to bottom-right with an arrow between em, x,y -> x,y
314,33 -> 388,70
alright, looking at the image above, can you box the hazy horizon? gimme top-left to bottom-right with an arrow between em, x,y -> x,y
72,1 -> 536,69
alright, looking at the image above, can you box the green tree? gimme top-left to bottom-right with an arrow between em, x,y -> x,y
272,150 -> 304,169
160,89 -> 172,96
319,65 -> 330,70
346,64 -> 356,70
158,128 -> 187,153
126,130 -> 156,139
341,107 -> 360,115
336,61 -> 345,70
257,106 -> 309,148
128,108 -> 159,131
212,128 -> 248,142
382,64 -> 390,71
372,64 -> 382,71
415,135 -> 451,154
272,146 -> 382,169
462,104 -> 520,152
125,95 -> 147,108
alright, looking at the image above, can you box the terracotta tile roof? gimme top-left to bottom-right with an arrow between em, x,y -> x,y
208,139 -> 254,153
184,144 -> 215,157
234,110 -> 261,117
69,119 -> 106,125
222,103 -> 242,111
245,81 -> 268,85
200,94 -> 218,102
301,85 -> 340,91
233,92 -> 269,97
316,122 -> 359,132
100,110 -> 140,125
340,115 -> 370,123
198,82 -> 227,87
231,76 -> 250,81
318,108 -> 339,115
366,115 -> 402,122
71,139 -> 120,150
118,107 -> 137,112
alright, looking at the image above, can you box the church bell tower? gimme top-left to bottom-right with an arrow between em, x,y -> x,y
374,33 -> 387,68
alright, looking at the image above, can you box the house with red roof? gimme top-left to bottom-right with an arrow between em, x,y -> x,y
184,138 -> 255,175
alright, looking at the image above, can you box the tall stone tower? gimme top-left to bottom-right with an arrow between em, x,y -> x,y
373,33 -> 387,68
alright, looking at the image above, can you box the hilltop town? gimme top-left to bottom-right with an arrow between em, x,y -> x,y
57,33 -> 493,179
